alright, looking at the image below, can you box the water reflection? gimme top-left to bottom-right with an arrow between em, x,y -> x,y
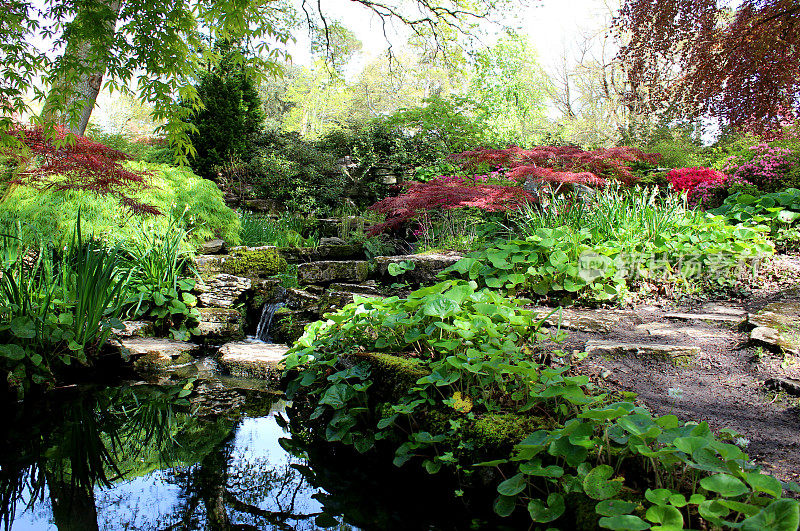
0,383 -> 334,531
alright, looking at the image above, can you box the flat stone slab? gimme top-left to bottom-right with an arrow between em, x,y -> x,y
637,322 -> 731,340
585,340 -> 701,363
297,260 -> 370,284
664,312 -> 746,325
749,302 -> 800,355
218,341 -> 289,380
532,308 -> 639,334
119,338 -> 200,372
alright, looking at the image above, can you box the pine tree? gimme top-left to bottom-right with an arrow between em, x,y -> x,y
188,42 -> 264,179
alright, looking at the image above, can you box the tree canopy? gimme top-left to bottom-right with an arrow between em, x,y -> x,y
615,0 -> 800,134
0,0 -> 518,161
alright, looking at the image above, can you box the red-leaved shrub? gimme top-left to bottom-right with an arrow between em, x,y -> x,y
453,145 -> 661,186
5,126 -> 159,214
368,182 -> 535,234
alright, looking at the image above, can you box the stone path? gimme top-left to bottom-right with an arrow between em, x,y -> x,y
553,298 -> 800,484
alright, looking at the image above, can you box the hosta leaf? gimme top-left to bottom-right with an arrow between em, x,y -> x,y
596,500 -> 638,517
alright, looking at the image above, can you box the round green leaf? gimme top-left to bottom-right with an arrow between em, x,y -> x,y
741,499 -> 799,531
700,473 -> 750,498
497,473 -> 527,496
599,515 -> 651,530
584,465 -> 623,500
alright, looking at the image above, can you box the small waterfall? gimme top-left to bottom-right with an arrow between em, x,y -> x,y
255,302 -> 285,343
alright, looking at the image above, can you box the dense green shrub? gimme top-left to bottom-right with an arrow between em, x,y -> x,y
238,210 -> 320,247
85,128 -> 174,164
0,162 -> 240,247
187,42 -> 264,179
246,131 -> 345,214
285,281 -> 800,529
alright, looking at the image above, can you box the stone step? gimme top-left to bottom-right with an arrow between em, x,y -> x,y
114,320 -> 155,338
118,338 -> 200,372
374,252 -> 463,284
585,340 -> 700,364
196,274 -> 252,308
532,307 -> 640,334
195,307 -> 244,341
217,341 -> 289,380
636,322 -> 731,340
664,312 -> 746,325
749,301 -> 800,355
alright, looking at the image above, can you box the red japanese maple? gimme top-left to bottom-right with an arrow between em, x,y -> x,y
453,145 -> 661,186
368,182 -> 535,234
5,126 -> 159,214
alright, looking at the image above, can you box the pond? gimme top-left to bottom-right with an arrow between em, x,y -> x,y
0,370 -> 511,531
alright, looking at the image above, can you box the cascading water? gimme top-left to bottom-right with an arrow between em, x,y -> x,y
254,301 -> 285,343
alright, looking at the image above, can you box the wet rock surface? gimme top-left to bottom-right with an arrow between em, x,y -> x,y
119,338 -> 200,373
217,341 -> 289,380
195,307 -> 244,341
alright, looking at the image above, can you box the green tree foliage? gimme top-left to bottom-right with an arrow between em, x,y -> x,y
188,42 -> 264,179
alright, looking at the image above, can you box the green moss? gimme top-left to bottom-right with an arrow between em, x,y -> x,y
220,247 -> 288,277
348,352 -> 430,401
466,413 -> 542,448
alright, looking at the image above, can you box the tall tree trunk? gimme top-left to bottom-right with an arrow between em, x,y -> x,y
41,0 -> 123,135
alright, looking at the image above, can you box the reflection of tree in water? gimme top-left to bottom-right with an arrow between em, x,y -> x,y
0,384 -> 332,531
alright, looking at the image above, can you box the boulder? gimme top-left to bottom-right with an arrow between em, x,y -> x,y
198,239 -> 226,254
585,340 -> 700,364
195,307 -> 244,341
217,341 -> 289,380
119,338 -> 200,373
196,274 -> 252,308
284,288 -> 320,312
241,198 -> 282,214
374,252 -> 463,285
280,244 -> 365,263
749,301 -> 800,354
297,260 -> 370,285
219,246 -> 288,277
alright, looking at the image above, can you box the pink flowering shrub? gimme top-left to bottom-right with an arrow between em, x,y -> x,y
728,144 -> 797,192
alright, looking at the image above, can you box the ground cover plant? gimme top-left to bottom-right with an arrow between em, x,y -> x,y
711,189 -> 800,253
443,185 -> 774,302
284,281 -> 800,530
0,218 -> 128,396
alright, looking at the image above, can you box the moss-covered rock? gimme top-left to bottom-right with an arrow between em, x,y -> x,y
221,246 -> 288,277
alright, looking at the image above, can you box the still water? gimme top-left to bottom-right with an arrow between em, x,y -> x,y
0,376 -> 506,531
